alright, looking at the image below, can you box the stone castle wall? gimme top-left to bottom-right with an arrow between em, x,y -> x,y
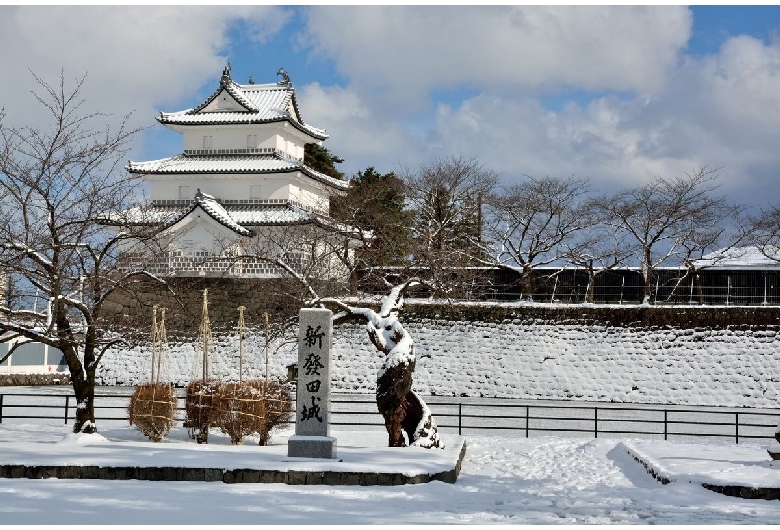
92,283 -> 780,408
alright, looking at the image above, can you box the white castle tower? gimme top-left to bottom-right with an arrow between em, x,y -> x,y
122,66 -> 363,279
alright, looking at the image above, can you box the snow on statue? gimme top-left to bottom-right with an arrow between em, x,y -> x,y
323,279 -> 443,449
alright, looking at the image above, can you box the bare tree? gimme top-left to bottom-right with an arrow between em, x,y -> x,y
592,167 -> 741,305
563,210 -> 637,303
748,204 -> 780,264
483,175 -> 592,300
400,156 -> 498,298
669,210 -> 751,304
0,71 -> 163,433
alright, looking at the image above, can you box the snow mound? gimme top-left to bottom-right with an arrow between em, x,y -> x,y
58,431 -> 110,445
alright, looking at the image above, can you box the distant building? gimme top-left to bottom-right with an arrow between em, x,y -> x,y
690,246 -> 780,270
118,66 -> 363,280
0,339 -> 67,375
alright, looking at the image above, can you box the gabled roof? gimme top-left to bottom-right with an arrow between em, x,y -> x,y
118,196 -> 371,242
170,190 -> 253,237
157,66 -> 328,141
126,153 -> 350,191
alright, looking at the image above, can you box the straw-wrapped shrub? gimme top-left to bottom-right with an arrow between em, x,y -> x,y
213,380 -> 293,445
128,383 -> 177,442
185,379 -> 221,444
256,380 -> 294,446
213,382 -> 265,445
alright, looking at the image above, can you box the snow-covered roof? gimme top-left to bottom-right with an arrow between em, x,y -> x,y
120,196 -> 369,241
128,201 -> 309,228
691,246 -> 780,269
127,153 -> 349,191
177,190 -> 253,236
157,66 -> 327,141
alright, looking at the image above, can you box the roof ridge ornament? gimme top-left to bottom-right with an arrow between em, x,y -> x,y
277,68 -> 291,86
221,64 -> 232,86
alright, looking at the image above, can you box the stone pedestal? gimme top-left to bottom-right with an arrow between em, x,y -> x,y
287,435 -> 337,459
288,308 -> 337,459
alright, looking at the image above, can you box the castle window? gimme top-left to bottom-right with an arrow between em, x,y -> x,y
247,135 -> 257,149
203,136 -> 213,149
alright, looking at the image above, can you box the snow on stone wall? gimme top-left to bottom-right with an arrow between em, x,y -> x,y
96,316 -> 780,409
97,331 -> 298,388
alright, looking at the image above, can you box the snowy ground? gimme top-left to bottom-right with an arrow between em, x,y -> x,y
2,422 -> 780,524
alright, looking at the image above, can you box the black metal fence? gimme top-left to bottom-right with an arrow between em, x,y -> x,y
363,267 -> 780,306
1,392 -> 778,445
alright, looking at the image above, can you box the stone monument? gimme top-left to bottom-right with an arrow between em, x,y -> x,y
287,308 -> 337,459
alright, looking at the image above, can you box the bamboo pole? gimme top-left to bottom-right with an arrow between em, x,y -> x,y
157,307 -> 167,385
264,311 -> 269,387
237,306 -> 246,384
150,305 -> 159,384
198,289 -> 212,381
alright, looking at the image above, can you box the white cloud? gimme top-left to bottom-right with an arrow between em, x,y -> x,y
0,5 -> 287,158
297,82 -> 418,176
421,34 -> 780,206
297,8 -> 780,208
302,6 -> 692,115
5,5 -> 778,210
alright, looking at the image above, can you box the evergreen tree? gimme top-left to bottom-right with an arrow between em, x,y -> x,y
331,167 -> 412,268
304,143 -> 344,180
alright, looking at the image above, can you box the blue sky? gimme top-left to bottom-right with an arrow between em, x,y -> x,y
2,5 -> 780,209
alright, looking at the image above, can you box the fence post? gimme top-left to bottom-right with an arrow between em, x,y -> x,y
525,405 -> 529,438
0,394 -> 3,424
736,412 -> 739,444
664,410 -> 668,441
594,406 -> 598,438
64,395 -> 69,425
458,403 -> 462,436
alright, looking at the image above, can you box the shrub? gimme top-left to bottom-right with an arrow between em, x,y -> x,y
255,380 -> 294,446
212,380 -> 293,446
185,379 -> 220,444
213,382 -> 265,445
128,383 -> 177,442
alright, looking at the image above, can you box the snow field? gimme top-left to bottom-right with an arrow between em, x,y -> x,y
3,423 -> 780,524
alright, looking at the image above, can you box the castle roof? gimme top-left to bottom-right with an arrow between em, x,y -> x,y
157,66 -> 327,141
127,153 -> 349,191
117,197 -> 370,241
175,190 -> 253,236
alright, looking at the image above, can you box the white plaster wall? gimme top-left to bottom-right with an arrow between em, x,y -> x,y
167,216 -> 241,256
290,177 -> 328,211
150,176 -> 291,202
180,123 -> 305,158
200,91 -> 245,113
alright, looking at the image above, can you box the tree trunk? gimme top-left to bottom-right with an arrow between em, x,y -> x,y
65,340 -> 97,434
349,268 -> 358,296
376,356 -> 416,446
521,268 -> 533,301
642,250 -> 653,305
73,376 -> 97,434
585,274 -> 595,303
